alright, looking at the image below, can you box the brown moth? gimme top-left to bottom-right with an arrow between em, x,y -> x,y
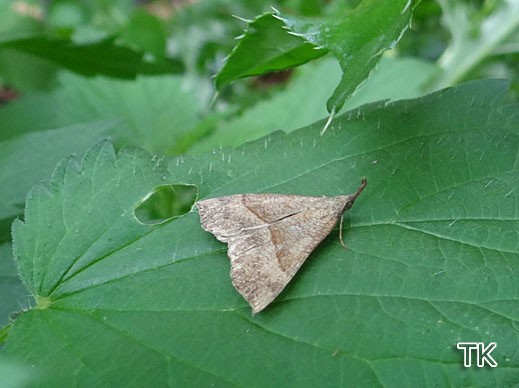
197,179 -> 367,313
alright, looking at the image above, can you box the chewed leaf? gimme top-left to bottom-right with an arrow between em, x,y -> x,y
12,141 -> 175,297
3,80 -> 519,386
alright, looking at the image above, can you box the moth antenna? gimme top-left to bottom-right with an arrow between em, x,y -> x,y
351,178 -> 367,202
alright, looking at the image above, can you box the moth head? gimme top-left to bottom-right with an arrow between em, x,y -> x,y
341,178 -> 367,213
342,197 -> 356,211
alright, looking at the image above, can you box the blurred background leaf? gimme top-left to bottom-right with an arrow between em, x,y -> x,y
193,56 -> 439,151
0,355 -> 35,388
431,0 -> 519,91
0,35 -> 183,78
0,243 -> 30,329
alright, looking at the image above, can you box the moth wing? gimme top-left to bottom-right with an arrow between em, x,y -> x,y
197,194 -> 347,313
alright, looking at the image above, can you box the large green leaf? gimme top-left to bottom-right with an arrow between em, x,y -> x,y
216,0 -> 414,113
2,80 -> 518,386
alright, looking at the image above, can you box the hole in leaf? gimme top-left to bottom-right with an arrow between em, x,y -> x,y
135,184 -> 197,224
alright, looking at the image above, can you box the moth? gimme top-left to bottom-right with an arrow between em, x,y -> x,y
197,179 -> 367,313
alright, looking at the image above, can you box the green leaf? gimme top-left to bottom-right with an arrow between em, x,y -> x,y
279,0 -> 415,113
195,56 -> 438,152
0,120 -> 115,223
3,80 -> 519,386
215,12 -> 327,88
216,0 -> 414,113
0,35 -> 183,79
